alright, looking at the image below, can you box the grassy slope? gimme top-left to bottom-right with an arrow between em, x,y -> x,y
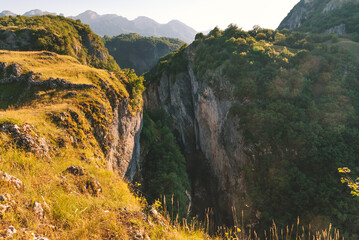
0,50 -> 208,239
0,15 -> 120,72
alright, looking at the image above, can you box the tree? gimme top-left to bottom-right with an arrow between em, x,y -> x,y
338,168 -> 359,197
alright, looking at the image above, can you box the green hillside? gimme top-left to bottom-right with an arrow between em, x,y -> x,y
104,33 -> 185,75
145,25 -> 359,238
0,15 -> 119,71
279,0 -> 359,41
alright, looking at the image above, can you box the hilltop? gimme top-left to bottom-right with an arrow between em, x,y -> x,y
0,15 -> 119,71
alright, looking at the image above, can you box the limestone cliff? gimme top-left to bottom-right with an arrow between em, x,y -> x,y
142,26 -> 359,237
144,46 -> 250,225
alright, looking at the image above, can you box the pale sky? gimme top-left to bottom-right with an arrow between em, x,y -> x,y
1,0 -> 300,31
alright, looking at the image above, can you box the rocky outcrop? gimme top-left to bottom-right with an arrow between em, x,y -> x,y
0,172 -> 23,190
325,23 -> 346,34
0,62 -> 95,89
0,124 -> 50,158
5,226 -> 17,238
31,202 -> 44,219
144,47 -> 249,225
64,166 -> 87,176
62,166 -> 103,196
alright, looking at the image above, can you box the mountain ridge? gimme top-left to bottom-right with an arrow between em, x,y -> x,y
0,9 -> 197,43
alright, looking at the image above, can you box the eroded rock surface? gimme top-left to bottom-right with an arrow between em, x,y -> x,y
144,47 -> 248,225
0,123 -> 50,157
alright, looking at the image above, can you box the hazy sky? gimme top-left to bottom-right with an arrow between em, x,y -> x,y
1,0 -> 300,31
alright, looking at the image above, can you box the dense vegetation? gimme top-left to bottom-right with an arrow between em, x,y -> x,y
0,15 -> 147,112
140,110 -> 190,220
297,2 -> 359,41
104,33 -> 185,75
0,15 -> 119,71
279,0 -> 359,42
148,25 -> 359,238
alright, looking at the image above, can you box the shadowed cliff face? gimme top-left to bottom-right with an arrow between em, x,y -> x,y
143,47 -> 250,226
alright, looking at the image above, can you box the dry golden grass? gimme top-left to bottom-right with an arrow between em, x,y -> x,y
0,50 -> 128,97
0,50 -> 208,239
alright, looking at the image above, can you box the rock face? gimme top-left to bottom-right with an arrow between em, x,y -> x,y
105,98 -> 143,176
325,23 -> 346,34
144,47 -> 248,225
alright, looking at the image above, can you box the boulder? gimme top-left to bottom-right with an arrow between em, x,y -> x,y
0,172 -> 23,190
32,201 -> 44,219
0,203 -> 11,215
86,177 -> 102,196
5,226 -> 16,237
64,166 -> 86,176
0,124 -> 50,157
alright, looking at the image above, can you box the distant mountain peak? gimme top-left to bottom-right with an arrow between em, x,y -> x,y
23,9 -> 57,17
73,11 -> 197,43
81,10 -> 100,18
0,9 -> 197,43
0,10 -> 16,17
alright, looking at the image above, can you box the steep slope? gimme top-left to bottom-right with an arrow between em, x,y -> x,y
0,15 -> 119,71
0,15 -> 210,240
0,49 -> 143,238
144,26 -> 359,238
71,10 -> 197,43
0,50 -> 207,240
104,33 -> 185,75
279,0 -> 359,39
